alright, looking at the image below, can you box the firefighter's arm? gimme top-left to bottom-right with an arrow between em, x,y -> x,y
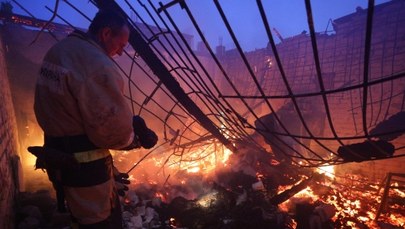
76,65 -> 136,149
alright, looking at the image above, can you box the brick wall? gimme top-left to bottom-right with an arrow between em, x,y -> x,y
1,24 -> 61,192
332,0 -> 405,182
0,31 -> 21,229
221,0 -> 405,182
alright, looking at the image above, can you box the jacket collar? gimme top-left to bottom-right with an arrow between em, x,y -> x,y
68,30 -> 106,55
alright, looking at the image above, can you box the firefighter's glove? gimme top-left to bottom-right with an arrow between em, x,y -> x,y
113,167 -> 130,197
133,115 -> 158,149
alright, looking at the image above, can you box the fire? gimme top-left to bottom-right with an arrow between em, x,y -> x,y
275,166 -> 404,228
392,182 -> 405,196
124,198 -> 131,205
166,143 -> 232,175
294,186 -> 317,200
342,199 -> 361,216
115,140 -> 404,228
155,192 -> 167,203
278,186 -> 319,212
316,165 -> 335,179
186,166 -> 200,173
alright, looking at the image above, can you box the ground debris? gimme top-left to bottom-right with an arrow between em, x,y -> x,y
123,180 -> 295,229
15,190 -> 70,229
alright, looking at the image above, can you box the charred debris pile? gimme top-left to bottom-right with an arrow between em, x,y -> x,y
119,148 -> 404,229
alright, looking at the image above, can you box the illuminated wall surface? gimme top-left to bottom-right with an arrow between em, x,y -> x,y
0,0 -> 404,212
0,33 -> 20,229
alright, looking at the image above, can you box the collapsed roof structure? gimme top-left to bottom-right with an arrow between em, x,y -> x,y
2,0 -> 405,228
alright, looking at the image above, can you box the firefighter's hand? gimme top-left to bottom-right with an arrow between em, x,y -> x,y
113,167 -> 130,197
140,129 -> 158,149
133,116 -> 158,149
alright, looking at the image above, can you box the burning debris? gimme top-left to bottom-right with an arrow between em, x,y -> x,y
115,143 -> 404,229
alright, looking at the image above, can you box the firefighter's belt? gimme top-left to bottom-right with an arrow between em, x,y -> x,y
44,134 -> 98,153
73,149 -> 111,163
27,146 -> 79,170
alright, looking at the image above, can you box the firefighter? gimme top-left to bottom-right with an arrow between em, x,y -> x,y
32,9 -> 157,228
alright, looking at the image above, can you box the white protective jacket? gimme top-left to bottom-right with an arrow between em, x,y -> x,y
34,30 -> 135,150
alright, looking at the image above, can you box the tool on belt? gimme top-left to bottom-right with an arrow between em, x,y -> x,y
27,115 -> 158,212
28,146 -> 80,212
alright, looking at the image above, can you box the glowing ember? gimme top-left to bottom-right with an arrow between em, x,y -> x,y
392,182 -> 405,196
155,192 -> 166,202
196,191 -> 219,208
275,169 -> 404,228
169,217 -> 176,228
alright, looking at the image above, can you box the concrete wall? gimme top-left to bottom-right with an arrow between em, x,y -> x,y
0,30 -> 21,229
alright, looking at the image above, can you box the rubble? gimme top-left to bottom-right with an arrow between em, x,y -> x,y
122,182 -> 295,229
118,148 -> 404,229
15,190 -> 70,229
13,146 -> 404,229
13,163 -> 404,229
